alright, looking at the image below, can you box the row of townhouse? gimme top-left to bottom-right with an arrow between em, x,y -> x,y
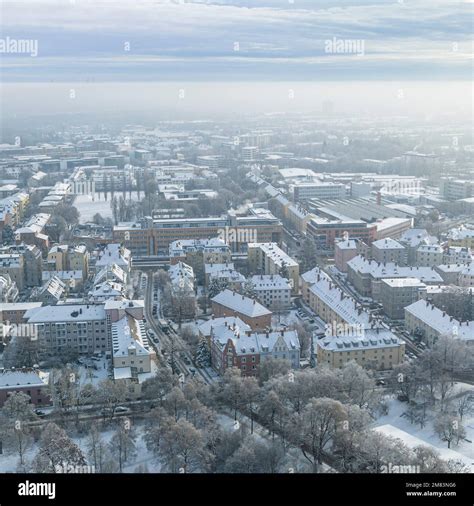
199,316 -> 300,377
404,299 -> 474,344
347,255 -> 443,298
300,267 -> 405,370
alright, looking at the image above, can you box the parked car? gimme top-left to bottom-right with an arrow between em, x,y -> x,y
115,406 -> 130,414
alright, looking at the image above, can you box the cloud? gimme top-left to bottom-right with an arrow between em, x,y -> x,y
0,0 -> 471,81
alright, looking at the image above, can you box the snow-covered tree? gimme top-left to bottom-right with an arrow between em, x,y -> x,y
208,278 -> 230,299
141,368 -> 177,407
159,419 -> 209,473
33,423 -> 87,473
109,419 -> 137,472
95,379 -> 128,420
195,337 -> 211,368
258,357 -> 290,385
434,414 -> 466,449
295,397 -> 347,472
242,279 -> 257,299
224,438 -> 285,473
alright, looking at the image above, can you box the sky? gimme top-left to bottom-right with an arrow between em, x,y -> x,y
0,0 -> 472,82
0,0 -> 472,121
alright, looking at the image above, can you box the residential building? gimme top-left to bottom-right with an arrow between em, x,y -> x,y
205,263 -> 245,290
250,274 -> 292,311
415,244 -> 444,267
405,299 -> 474,344
0,274 -> 19,303
112,315 -> 156,391
0,368 -> 51,408
207,320 -> 300,377
447,226 -> 474,248
317,329 -> 405,370
211,289 -> 272,330
247,242 -> 299,294
371,238 -> 406,265
398,228 -> 438,264
335,239 -> 359,273
459,264 -> 474,287
347,256 -> 443,298
379,278 -> 426,320
95,243 -> 131,274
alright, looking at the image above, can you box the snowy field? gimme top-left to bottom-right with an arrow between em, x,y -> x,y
373,389 -> 474,470
0,422 -> 162,474
74,194 -> 142,223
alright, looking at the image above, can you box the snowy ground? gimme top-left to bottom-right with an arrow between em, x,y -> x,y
0,422 -> 161,473
76,357 -> 111,386
372,388 -> 474,470
74,194 -> 141,224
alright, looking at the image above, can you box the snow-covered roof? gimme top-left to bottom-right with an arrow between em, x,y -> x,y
169,238 -> 229,257
372,238 -> 405,250
381,277 -> 425,288
198,316 -> 250,338
248,242 -> 298,268
211,289 -> 272,317
211,326 -> 300,355
169,261 -> 195,292
405,299 -> 474,341
251,274 -> 291,291
25,303 -> 106,323
37,276 -> 66,300
435,263 -> 467,273
112,315 -> 150,358
417,244 -> 444,253
318,329 -> 403,352
0,302 -> 42,313
335,239 -> 357,250
103,299 -> 144,310
89,281 -> 124,300
308,276 -> 372,329
42,270 -> 83,282
348,255 -> 443,283
0,369 -> 49,389
95,244 -> 131,268
447,225 -> 474,241
300,266 -> 330,285
205,262 -> 235,275
94,263 -> 127,285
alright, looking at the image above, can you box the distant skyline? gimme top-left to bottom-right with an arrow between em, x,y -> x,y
1,0 -> 472,82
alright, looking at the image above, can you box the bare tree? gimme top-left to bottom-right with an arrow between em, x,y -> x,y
434,414 -> 466,449
295,397 -> 347,472
109,419 -> 137,472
